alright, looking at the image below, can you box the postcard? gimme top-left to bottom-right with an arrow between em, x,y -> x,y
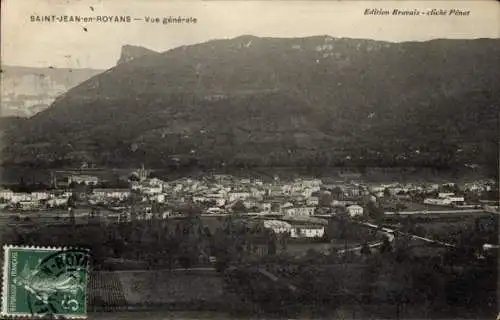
1,0 -> 499,319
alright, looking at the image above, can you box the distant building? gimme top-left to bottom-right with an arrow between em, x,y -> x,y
68,175 -> 99,186
424,198 -> 451,206
262,220 -> 292,234
228,191 -> 251,202
425,194 -> 465,206
307,196 -> 320,206
0,189 -> 14,200
438,192 -> 455,199
283,206 -> 316,217
92,189 -> 131,201
130,164 -> 150,182
47,198 -> 68,207
346,204 -> 364,217
18,200 -> 40,210
290,223 -> 325,238
155,194 -> 166,203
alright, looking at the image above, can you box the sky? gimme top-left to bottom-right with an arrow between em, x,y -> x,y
1,0 -> 499,69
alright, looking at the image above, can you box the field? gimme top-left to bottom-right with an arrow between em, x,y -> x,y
88,269 -> 226,311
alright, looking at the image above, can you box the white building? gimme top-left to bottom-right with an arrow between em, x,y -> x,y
69,175 -> 99,186
346,204 -> 364,217
306,196 -> 319,206
290,224 -> 325,238
143,185 -> 163,195
0,189 -> 14,200
155,194 -> 166,203
18,200 -> 41,210
10,193 -> 32,203
263,220 -> 292,234
424,198 -> 451,206
261,203 -> 272,212
93,189 -> 131,200
447,196 -> 465,204
438,192 -> 455,199
228,191 -> 251,202
283,206 -> 316,217
31,192 -> 50,201
47,198 -> 68,207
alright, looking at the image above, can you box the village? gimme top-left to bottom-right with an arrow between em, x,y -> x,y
0,166 -> 497,241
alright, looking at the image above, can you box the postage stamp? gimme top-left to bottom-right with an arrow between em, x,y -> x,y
1,245 -> 90,319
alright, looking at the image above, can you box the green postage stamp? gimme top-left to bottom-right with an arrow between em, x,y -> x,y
1,245 -> 90,319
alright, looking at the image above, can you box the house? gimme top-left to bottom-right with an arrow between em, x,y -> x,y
17,199 -> 40,210
331,199 -> 356,207
438,192 -> 455,199
47,198 -> 68,207
261,203 -> 272,212
424,198 -> 451,206
51,190 -> 72,198
289,223 -> 325,238
207,207 -> 225,214
92,189 -> 131,200
346,204 -> 364,217
142,185 -> 163,195
31,192 -> 50,201
155,194 -> 166,203
267,185 -> 283,197
146,178 -> 164,186
262,219 -> 292,234
228,191 -> 251,202
213,198 -> 226,207
242,197 -> 258,208
425,193 -> 465,206
297,179 -> 323,189
192,196 -> 208,203
10,193 -> 32,203
344,185 -> 362,197
250,187 -> 265,198
0,189 -> 14,200
368,185 -> 385,193
68,175 -> 99,186
307,196 -> 319,206
447,196 -> 465,205
280,202 -> 294,210
283,206 -> 316,217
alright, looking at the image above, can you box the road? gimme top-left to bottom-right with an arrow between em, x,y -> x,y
353,221 -> 455,248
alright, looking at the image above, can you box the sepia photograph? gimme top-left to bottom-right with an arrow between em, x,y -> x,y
1,0 -> 499,319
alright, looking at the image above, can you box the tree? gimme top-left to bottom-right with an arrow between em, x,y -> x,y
280,232 -> 289,252
383,188 -> 392,198
373,259 -> 413,320
367,202 -> 384,221
67,194 -> 77,209
231,200 -> 247,214
331,187 -> 344,200
267,230 -> 277,255
380,235 -> 392,254
361,242 -> 372,256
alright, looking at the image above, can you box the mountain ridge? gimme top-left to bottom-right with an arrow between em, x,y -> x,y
116,44 -> 159,65
3,36 -> 499,172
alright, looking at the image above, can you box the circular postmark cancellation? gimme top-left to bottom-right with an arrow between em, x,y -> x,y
1,245 -> 91,319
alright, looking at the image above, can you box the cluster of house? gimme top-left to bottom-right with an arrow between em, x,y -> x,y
0,171 -> 496,221
0,188 -> 73,210
131,175 -> 360,219
423,192 -> 466,207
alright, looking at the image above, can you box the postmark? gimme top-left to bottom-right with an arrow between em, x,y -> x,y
1,245 -> 90,319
